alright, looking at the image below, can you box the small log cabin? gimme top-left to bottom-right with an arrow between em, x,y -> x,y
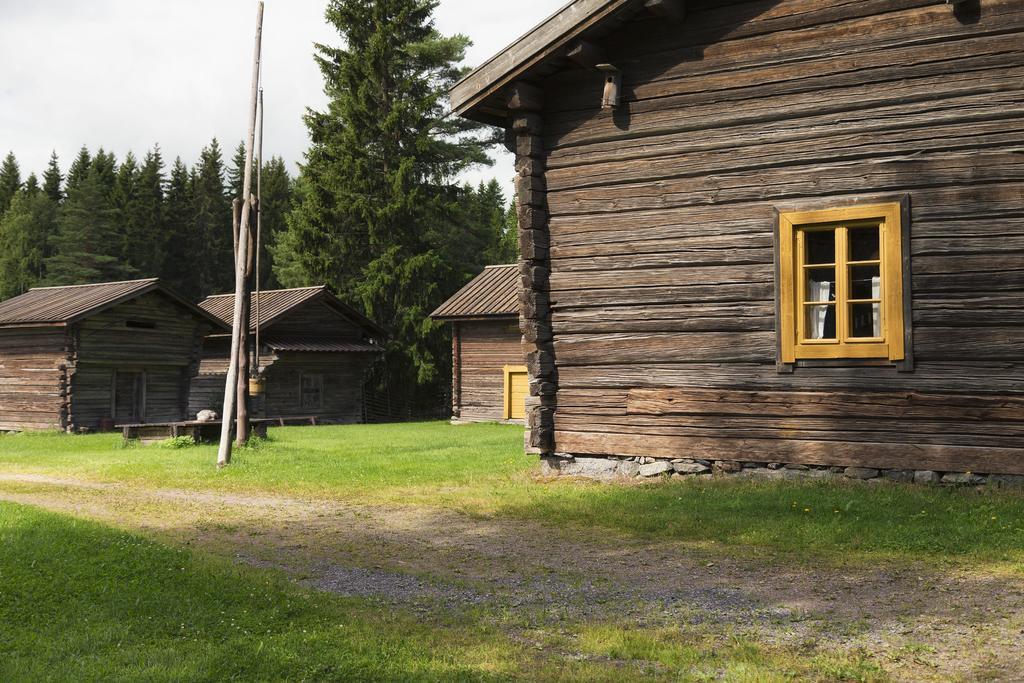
451,0 -> 1024,475
432,264 -> 527,422
0,278 -> 227,432
191,286 -> 386,424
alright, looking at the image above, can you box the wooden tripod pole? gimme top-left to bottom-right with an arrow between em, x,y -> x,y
217,0 -> 263,468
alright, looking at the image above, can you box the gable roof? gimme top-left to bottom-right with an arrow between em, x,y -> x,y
200,286 -> 388,338
0,278 -> 229,329
450,0 -> 644,124
431,265 -> 520,320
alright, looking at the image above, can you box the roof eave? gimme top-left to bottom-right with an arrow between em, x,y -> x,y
449,0 -> 633,124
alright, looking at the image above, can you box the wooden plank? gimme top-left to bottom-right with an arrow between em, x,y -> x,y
627,387 -> 1024,421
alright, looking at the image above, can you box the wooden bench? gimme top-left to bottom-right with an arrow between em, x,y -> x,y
117,416 -> 318,445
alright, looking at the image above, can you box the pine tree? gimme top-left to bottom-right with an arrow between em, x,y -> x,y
42,152 -> 63,203
46,164 -> 126,284
0,152 -> 22,215
191,139 -> 233,296
0,186 -> 56,297
162,156 -> 199,298
275,0 -> 494,412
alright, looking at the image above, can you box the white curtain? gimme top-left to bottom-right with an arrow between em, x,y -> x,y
872,275 -> 881,337
809,279 -> 831,339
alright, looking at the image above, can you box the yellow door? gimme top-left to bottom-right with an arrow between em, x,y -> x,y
503,365 -> 528,420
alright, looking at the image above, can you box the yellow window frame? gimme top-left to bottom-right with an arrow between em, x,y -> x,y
502,364 -> 528,420
778,202 -> 905,363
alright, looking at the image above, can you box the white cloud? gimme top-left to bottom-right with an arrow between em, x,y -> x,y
0,0 -> 562,199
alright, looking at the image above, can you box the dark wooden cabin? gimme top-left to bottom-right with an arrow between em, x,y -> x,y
451,0 -> 1024,476
191,286 -> 386,424
0,278 -> 227,432
432,264 -> 526,422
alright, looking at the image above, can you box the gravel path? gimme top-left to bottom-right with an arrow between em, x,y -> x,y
1,472 -> 1022,681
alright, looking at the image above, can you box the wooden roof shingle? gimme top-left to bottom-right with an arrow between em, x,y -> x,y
200,286 -> 387,338
431,265 -> 520,320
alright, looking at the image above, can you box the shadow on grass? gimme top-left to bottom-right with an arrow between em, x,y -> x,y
0,502 -> 515,682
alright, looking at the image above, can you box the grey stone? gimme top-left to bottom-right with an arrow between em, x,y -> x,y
639,461 -> 673,477
673,462 -> 711,475
988,474 -> 1024,489
941,472 -> 985,486
884,469 -> 915,483
694,459 -> 712,466
560,457 -> 618,480
737,468 -> 785,480
784,463 -> 810,471
844,467 -> 880,480
617,460 -> 641,478
804,468 -> 838,480
767,462 -> 784,470
714,460 -> 742,473
914,470 -> 941,485
742,462 -> 761,469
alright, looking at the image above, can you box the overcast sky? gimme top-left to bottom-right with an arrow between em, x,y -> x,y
0,0 -> 562,195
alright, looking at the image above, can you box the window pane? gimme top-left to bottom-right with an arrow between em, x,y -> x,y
804,230 -> 835,265
850,303 -> 882,338
805,268 -> 836,302
805,304 -> 836,340
849,227 -> 880,261
850,265 -> 881,300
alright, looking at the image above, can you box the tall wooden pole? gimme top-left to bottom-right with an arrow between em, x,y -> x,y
235,215 -> 253,446
217,0 -> 263,468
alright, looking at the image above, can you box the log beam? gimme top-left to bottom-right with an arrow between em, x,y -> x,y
644,0 -> 686,21
512,111 -> 556,454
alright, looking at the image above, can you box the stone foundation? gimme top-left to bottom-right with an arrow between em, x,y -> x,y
539,455 -> 1024,489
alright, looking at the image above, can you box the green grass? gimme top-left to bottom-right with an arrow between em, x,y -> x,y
0,501 -> 886,682
1,423 -> 1023,565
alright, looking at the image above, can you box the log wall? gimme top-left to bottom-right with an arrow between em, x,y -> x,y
0,327 -> 68,431
453,318 -> 525,422
526,0 -> 1024,474
190,347 -> 377,425
68,292 -> 212,430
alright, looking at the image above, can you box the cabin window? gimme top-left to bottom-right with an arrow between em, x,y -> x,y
778,202 -> 906,363
300,373 -> 324,410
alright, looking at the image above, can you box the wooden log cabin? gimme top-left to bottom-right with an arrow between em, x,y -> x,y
191,286 -> 386,424
450,0 -> 1024,476
432,264 -> 527,422
0,278 -> 227,432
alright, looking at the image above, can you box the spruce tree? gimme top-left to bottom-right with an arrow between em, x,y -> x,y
255,156 -> 291,289
46,164 -> 126,284
42,152 -> 63,203
0,152 -> 22,215
121,147 -> 167,278
0,186 -> 56,297
65,147 -> 92,194
162,156 -> 199,298
275,0 -> 494,413
110,152 -> 138,278
227,141 -> 249,203
191,139 -> 233,296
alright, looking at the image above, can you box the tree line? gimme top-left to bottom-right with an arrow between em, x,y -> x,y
0,0 -> 519,416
